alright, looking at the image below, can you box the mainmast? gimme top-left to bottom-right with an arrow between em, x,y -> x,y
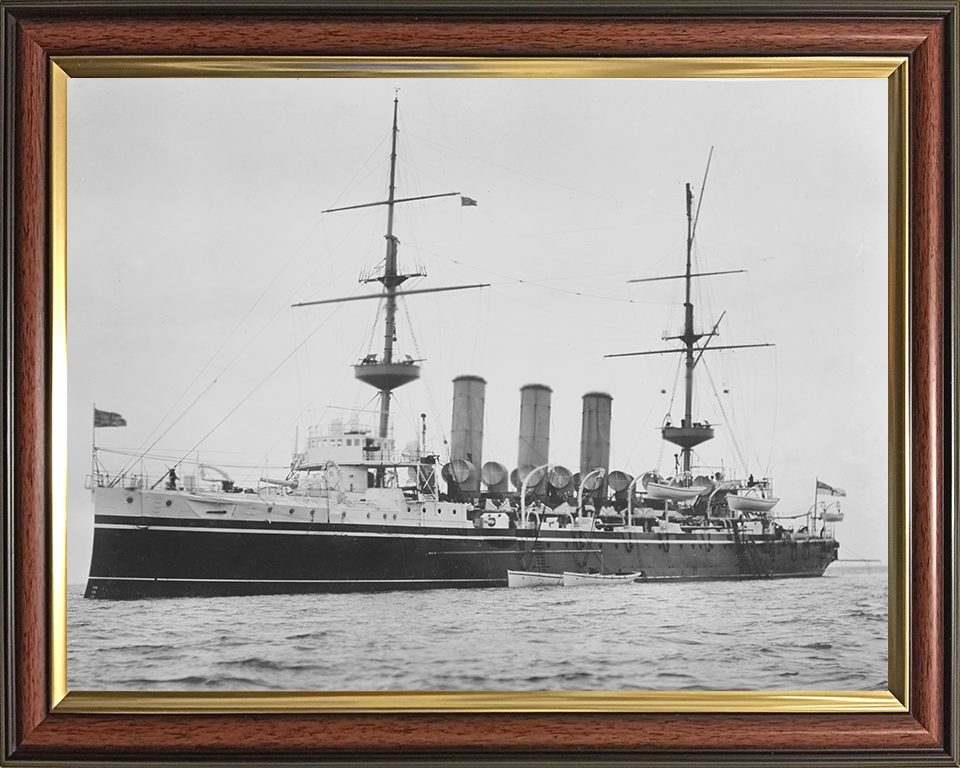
295,95 -> 487,441
605,165 -> 772,482
664,182 -> 715,476
680,184 -> 698,471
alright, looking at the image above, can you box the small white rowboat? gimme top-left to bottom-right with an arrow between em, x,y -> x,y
507,570 -> 563,588
562,571 -> 642,587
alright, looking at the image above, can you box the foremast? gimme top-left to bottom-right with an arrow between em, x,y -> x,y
294,95 -> 487,443
353,96 -> 422,439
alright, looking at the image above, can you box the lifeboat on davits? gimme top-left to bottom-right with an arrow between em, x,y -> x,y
726,492 -> 779,513
645,482 -> 703,502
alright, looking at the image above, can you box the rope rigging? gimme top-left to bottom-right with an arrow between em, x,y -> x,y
701,358 -> 748,476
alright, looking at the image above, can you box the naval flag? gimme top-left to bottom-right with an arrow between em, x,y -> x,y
460,196 -> 478,207
816,480 -> 846,497
94,408 -> 127,428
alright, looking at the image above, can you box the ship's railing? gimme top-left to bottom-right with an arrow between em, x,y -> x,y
87,469 -> 339,500
361,448 -> 417,465
87,471 -> 149,490
307,424 -> 371,438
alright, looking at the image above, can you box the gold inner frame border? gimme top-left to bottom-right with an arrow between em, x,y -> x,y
48,55 -> 909,715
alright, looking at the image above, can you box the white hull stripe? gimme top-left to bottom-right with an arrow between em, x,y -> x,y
87,576 -> 501,584
93,522 -> 740,545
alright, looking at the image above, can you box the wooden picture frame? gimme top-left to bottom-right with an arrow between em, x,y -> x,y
2,2 -> 957,765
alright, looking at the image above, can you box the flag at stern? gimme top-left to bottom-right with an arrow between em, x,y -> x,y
816,480 -> 846,497
94,408 -> 127,428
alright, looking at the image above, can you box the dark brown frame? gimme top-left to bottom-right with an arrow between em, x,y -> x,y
2,3 -> 957,765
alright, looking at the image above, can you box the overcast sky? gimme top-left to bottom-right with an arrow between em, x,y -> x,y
66,77 -> 888,584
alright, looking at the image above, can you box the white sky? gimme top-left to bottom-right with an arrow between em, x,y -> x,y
66,77 -> 888,584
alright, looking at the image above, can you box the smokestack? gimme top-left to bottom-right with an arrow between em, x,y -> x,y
450,376 -> 485,494
518,384 -> 551,475
580,392 -> 612,494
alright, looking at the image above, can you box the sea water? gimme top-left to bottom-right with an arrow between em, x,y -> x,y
67,564 -> 886,691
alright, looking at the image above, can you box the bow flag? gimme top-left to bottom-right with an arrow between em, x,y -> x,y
816,480 -> 846,497
460,196 -> 478,207
94,408 -> 127,428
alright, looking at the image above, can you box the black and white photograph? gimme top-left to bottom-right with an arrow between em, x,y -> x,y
67,76 -> 888,692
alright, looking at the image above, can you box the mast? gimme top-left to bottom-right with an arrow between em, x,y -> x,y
681,183 -> 697,474
351,95 -> 423,440
655,180 -> 716,480
304,95 -> 488,443
377,95 -> 402,438
605,165 -> 774,483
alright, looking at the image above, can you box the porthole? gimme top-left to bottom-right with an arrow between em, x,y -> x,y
125,497 -> 133,504
289,508 -> 294,514
165,500 -> 172,507
267,506 -> 273,513
309,510 -> 315,516
393,514 -> 397,520
366,512 -> 371,519
383,513 -> 387,520
453,509 -> 457,515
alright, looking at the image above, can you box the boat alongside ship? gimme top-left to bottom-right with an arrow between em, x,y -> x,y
84,99 -> 841,600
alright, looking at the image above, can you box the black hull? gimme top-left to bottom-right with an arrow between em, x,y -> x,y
84,515 -> 839,599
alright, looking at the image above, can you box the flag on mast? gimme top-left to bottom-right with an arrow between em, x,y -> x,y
460,196 -> 478,207
816,480 -> 846,497
94,408 -> 127,428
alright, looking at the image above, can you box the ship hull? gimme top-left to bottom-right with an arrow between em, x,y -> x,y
84,514 -> 838,599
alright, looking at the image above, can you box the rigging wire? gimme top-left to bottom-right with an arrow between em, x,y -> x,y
168,305 -> 349,470
428,250 -> 676,307
116,214 -> 333,477
245,389 -> 384,488
766,345 -> 780,476
364,298 -> 385,358
701,358 -> 748,476
250,304 -> 391,486
399,294 -> 449,458
656,354 -> 684,474
324,132 -> 391,212
117,144 -> 393,478
99,446 -> 284,463
690,146 -> 714,244
402,128 -> 682,218
608,380 -> 658,473
399,294 -> 423,361
122,223 -> 372,477
665,352 -> 683,419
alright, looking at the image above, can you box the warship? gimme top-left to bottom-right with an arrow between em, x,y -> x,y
84,98 -> 840,599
